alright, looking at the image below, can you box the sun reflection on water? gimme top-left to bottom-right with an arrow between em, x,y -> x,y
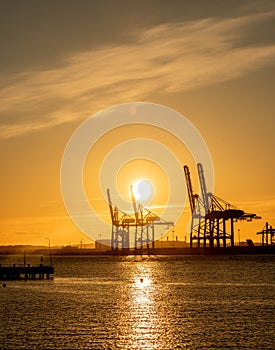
135,277 -> 151,288
114,259 -> 189,349
127,263 -> 160,349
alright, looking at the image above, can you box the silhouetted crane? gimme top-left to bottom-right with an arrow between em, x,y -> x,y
257,222 -> 275,246
130,185 -> 174,250
107,188 -> 135,250
184,163 -> 260,248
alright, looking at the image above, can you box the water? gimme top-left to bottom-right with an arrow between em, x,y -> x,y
0,255 -> 274,349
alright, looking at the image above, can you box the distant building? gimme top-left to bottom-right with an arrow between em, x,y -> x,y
154,239 -> 190,249
246,239 -> 254,247
95,239 -> 112,251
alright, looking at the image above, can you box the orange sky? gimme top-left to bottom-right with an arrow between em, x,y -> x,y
0,0 -> 275,246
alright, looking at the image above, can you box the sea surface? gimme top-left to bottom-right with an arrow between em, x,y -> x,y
0,254 -> 274,349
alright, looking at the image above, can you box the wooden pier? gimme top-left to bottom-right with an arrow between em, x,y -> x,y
0,264 -> 54,280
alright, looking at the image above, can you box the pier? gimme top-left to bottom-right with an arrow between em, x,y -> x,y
0,264 -> 54,280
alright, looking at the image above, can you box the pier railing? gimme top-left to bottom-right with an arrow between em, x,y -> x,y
0,264 -> 54,280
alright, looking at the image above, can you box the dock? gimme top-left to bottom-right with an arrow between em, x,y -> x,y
0,263 -> 54,280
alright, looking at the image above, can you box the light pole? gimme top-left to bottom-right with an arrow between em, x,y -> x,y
99,234 -> 102,252
238,229 -> 241,247
45,238 -> 52,267
172,230 -> 175,248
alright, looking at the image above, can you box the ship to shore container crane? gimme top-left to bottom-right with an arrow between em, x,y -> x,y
257,222 -> 275,246
107,188 -> 135,250
107,187 -> 174,251
184,163 -> 260,248
130,186 -> 174,250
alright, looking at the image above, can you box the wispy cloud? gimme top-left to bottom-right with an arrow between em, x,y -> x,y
1,10 -> 275,138
234,198 -> 275,210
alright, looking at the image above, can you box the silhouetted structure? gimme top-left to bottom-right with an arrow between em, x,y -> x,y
0,264 -> 54,280
184,163 -> 260,248
107,188 -> 173,251
257,222 -> 275,246
107,188 -> 135,250
130,186 -> 173,250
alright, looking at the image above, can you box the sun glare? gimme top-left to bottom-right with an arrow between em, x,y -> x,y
135,277 -> 151,288
132,179 -> 154,202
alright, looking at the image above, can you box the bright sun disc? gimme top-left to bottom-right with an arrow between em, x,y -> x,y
132,179 -> 153,202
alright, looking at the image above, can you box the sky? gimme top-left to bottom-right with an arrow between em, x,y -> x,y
0,0 -> 275,246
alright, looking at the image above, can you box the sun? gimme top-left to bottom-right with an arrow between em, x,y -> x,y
132,179 -> 154,203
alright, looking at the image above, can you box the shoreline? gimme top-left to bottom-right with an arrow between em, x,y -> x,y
0,245 -> 274,256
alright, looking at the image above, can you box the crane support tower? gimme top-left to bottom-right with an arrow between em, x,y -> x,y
257,222 -> 275,246
184,163 -> 260,248
107,188 -> 135,250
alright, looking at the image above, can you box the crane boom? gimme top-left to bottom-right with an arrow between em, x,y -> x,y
107,188 -> 115,225
184,165 -> 195,213
197,163 -> 210,212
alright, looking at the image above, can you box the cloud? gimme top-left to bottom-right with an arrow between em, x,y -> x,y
1,10 -> 275,138
234,198 -> 275,210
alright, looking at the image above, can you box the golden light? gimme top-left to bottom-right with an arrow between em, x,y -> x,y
134,276 -> 151,288
132,179 -> 154,203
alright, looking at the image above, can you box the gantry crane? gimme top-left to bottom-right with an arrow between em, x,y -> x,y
184,163 -> 260,248
257,222 -> 275,246
107,188 -> 135,250
130,185 -> 174,250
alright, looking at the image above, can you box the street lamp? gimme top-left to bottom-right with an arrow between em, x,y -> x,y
45,238 -> 52,267
238,229 -> 241,247
172,230 -> 175,248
